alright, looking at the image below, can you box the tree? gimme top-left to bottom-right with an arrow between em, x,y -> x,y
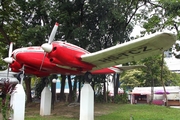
120,69 -> 143,89
0,0 -> 22,69
133,0 -> 180,48
168,72 -> 180,86
133,0 -> 179,34
0,0 -> 21,44
120,55 -> 175,87
34,77 -> 47,98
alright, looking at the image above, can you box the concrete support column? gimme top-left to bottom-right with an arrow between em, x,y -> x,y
80,83 -> 94,120
10,84 -> 25,120
40,87 -> 52,116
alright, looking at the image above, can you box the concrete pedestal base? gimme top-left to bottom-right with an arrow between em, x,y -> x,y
80,83 -> 94,120
10,84 -> 25,120
40,87 -> 52,116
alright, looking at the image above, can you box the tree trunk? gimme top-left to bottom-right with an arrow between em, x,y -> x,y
68,75 -> 73,103
73,77 -> 77,101
77,78 -> 82,103
161,53 -> 168,106
59,75 -> 66,102
51,80 -> 56,109
0,27 -> 10,44
25,77 -> 32,104
91,80 -> 95,100
50,74 -> 57,109
150,79 -> 154,105
103,79 -> 107,102
114,73 -> 120,97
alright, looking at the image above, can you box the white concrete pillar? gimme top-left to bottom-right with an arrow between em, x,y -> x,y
80,83 -> 94,120
10,84 -> 25,120
40,87 -> 52,116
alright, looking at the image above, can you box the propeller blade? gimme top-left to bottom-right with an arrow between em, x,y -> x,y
39,53 -> 46,71
40,22 -> 59,70
48,22 -> 59,44
5,42 -> 13,80
7,64 -> 10,80
9,42 -> 13,57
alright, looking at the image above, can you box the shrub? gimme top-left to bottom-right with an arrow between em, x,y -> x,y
95,93 -> 104,103
0,81 -> 16,120
114,92 -> 128,104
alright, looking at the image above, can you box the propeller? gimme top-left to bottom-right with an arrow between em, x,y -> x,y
39,22 -> 59,70
3,42 -> 14,64
41,22 -> 59,53
3,42 -> 14,79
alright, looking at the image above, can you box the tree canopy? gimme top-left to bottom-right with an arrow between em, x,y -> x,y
120,54 -> 180,89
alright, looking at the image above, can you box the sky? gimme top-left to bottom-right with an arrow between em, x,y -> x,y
130,25 -> 145,37
164,41 -> 180,72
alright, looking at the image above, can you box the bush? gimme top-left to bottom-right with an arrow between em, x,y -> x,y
95,94 -> 104,103
0,81 -> 15,120
114,93 -> 128,104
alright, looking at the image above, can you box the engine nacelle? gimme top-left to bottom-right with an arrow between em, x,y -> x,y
48,42 -> 94,71
49,57 -> 64,65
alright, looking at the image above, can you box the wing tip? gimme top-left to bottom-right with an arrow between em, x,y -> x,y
156,32 -> 177,41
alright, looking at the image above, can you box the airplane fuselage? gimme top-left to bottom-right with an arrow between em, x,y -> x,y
10,41 -> 117,76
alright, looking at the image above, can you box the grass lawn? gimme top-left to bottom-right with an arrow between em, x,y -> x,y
25,103 -> 180,120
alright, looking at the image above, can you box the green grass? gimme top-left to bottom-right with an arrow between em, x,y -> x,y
25,116 -> 73,120
95,104 -> 180,120
25,104 -> 180,120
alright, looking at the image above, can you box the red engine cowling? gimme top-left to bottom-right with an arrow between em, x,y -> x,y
47,42 -> 95,71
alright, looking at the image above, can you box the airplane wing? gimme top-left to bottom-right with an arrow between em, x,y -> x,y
81,32 -> 176,70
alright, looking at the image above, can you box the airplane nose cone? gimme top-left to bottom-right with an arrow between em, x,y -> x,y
41,43 -> 53,53
3,57 -> 13,64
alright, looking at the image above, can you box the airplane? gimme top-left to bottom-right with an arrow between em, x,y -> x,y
3,23 -> 176,82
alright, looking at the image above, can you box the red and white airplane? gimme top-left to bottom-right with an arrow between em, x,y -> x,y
3,23 -> 176,81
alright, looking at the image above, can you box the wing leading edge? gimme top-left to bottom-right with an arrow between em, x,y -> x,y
81,32 -> 176,70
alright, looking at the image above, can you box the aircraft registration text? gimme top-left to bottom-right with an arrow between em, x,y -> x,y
98,46 -> 153,62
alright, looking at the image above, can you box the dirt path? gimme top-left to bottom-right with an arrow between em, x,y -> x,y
0,113 -> 2,120
25,102 -> 118,118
